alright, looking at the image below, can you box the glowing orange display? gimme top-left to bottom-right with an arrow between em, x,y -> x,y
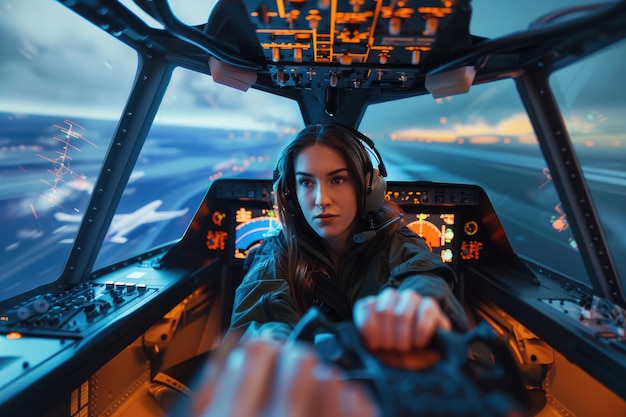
212,211 -> 226,226
206,230 -> 228,251
460,241 -> 483,260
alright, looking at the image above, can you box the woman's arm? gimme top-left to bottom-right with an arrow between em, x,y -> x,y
384,227 -> 470,330
227,239 -> 301,342
353,227 -> 470,354
229,279 -> 300,341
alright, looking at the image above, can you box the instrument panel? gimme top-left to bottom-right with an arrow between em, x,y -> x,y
173,179 -> 516,273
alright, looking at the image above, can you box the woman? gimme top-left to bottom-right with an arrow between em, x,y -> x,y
191,123 -> 470,416
229,123 -> 469,350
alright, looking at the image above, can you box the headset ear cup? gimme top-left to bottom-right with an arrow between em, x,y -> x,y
365,168 -> 386,216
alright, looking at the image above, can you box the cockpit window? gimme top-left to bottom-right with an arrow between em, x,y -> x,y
551,39 -> 626,291
92,67 -> 303,270
360,79 -> 589,286
0,0 -> 137,302
2,0 -> 621,305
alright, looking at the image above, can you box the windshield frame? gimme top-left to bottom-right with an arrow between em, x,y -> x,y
515,68 -> 624,306
60,56 -> 176,285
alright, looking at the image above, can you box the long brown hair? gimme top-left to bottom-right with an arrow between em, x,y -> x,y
272,123 -> 402,313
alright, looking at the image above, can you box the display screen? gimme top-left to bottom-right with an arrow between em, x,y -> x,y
233,205 -> 280,260
405,213 -> 455,264
232,207 -> 456,264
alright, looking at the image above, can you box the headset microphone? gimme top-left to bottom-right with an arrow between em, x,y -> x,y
353,214 -> 404,243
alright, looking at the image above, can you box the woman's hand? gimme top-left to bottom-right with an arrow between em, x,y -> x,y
353,287 -> 451,353
192,339 -> 379,417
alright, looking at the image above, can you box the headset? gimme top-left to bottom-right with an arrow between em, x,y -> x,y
273,123 -> 388,218
346,125 -> 388,216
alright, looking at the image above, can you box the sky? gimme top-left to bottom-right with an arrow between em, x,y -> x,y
0,0 -> 616,131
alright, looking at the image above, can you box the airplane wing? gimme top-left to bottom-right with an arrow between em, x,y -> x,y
107,202 -> 189,244
55,202 -> 190,244
140,207 -> 189,222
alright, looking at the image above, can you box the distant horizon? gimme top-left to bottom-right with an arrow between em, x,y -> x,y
2,111 -> 623,150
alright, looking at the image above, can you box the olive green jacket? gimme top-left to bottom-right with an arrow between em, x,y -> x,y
229,227 -> 469,341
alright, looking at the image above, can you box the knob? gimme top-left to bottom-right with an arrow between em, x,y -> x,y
74,295 -> 87,306
100,301 -> 112,312
86,308 -> 99,319
17,306 -> 33,321
33,298 -> 50,314
329,72 -> 339,87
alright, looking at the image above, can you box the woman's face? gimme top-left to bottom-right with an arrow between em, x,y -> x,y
294,144 -> 358,250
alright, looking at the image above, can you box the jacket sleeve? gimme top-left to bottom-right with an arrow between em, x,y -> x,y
227,239 -> 301,342
385,228 -> 471,331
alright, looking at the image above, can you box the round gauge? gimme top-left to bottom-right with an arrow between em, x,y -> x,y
464,220 -> 478,236
407,219 -> 442,250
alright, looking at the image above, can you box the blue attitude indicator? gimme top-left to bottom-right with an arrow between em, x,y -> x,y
234,207 -> 280,259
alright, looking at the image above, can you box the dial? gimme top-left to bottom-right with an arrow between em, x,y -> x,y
464,220 -> 478,236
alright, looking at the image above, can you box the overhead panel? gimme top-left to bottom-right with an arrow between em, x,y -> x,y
242,0 -> 468,90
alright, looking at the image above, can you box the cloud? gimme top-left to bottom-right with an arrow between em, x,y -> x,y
0,0 -> 303,132
155,68 -> 303,131
1,2 -> 136,115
